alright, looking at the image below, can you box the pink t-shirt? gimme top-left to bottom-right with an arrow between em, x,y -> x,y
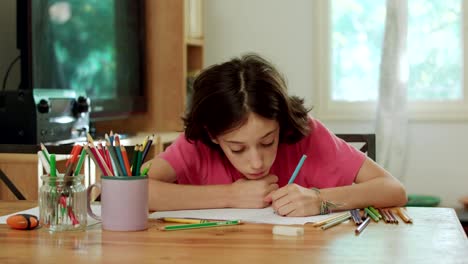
159,118 -> 366,188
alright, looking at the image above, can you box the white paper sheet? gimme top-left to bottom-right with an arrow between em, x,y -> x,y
0,205 -> 101,226
149,207 -> 342,225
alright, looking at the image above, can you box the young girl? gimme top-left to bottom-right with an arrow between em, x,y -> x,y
147,54 -> 407,216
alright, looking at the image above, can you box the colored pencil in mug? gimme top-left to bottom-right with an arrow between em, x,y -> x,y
141,134 -> 154,163
74,147 -> 87,176
141,162 -> 152,176
120,145 -> 132,176
37,151 -> 51,174
113,135 -> 128,176
65,144 -> 82,176
135,145 -> 143,176
104,140 -> 121,176
131,145 -> 139,175
40,143 -> 51,164
89,144 -> 113,176
85,145 -> 107,177
106,141 -> 122,176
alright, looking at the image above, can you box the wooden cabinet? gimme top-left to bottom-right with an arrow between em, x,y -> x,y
96,0 -> 204,135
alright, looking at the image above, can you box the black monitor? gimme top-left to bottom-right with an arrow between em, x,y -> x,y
17,0 -> 146,121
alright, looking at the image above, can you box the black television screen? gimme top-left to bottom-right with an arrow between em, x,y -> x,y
18,0 -> 146,120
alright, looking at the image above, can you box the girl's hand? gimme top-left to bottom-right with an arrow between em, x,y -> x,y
230,175 -> 279,208
264,184 -> 320,216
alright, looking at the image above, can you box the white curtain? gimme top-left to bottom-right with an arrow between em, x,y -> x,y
375,0 -> 408,181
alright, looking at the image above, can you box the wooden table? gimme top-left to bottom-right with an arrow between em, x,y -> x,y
1,201 -> 467,263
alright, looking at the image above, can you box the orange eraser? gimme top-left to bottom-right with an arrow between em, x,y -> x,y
6,214 -> 39,230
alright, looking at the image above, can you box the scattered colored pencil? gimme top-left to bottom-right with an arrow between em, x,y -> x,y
159,220 -> 242,231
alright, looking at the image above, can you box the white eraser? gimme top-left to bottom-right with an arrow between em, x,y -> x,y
272,225 -> 304,236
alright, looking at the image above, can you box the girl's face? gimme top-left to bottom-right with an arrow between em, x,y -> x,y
214,112 -> 279,180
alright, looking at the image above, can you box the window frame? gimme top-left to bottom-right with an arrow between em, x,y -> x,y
311,0 -> 468,121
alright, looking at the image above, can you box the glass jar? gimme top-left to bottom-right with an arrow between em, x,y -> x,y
39,174 -> 87,231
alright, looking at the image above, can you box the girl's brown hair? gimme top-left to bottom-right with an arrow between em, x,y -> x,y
183,54 -> 311,149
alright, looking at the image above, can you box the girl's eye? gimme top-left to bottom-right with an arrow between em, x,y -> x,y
231,148 -> 245,154
261,141 -> 275,147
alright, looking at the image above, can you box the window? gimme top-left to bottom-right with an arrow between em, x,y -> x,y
312,0 -> 468,120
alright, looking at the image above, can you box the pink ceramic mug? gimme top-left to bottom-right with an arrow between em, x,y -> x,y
87,176 -> 148,231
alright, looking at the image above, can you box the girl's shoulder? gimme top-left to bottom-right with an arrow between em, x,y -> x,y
166,133 -> 215,156
296,117 -> 336,148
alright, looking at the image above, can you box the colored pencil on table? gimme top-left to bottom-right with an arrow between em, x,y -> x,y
159,220 -> 242,231
355,216 -> 371,235
368,206 -> 382,219
396,207 -> 412,223
312,212 -> 351,227
321,213 -> 351,230
162,218 -> 211,224
379,209 -> 391,223
350,209 -> 362,225
364,207 -> 379,222
387,208 -> 399,224
362,209 -> 368,220
384,209 -> 396,223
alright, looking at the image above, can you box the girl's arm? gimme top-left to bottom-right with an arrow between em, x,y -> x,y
147,157 -> 278,211
318,157 -> 407,210
266,157 -> 407,216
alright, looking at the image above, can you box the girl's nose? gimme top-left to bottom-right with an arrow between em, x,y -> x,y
250,149 -> 263,170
